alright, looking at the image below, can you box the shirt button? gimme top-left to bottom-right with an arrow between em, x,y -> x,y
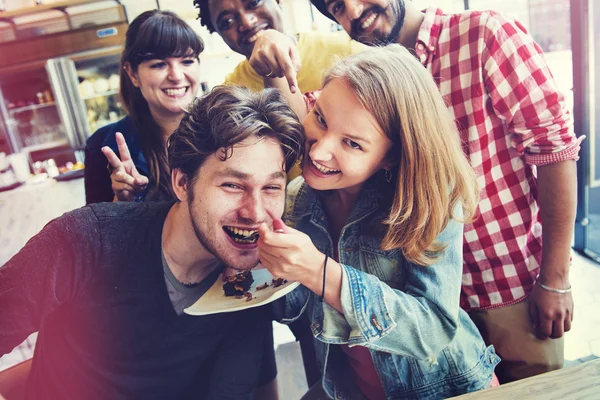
417,43 -> 424,50
429,45 -> 435,51
419,53 -> 427,64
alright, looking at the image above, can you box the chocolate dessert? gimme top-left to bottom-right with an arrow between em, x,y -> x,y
222,271 -> 254,297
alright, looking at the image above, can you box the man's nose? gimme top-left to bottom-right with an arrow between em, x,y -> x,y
346,0 -> 365,21
239,12 -> 258,31
239,192 -> 266,223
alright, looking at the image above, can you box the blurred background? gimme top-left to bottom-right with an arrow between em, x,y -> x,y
0,0 -> 596,260
0,1 -> 598,397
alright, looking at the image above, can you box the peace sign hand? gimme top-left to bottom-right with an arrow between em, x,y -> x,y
101,132 -> 149,202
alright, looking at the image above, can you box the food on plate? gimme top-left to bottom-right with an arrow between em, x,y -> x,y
222,270 -> 254,297
272,278 -> 287,288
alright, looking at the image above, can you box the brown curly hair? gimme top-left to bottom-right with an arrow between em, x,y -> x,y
168,85 -> 305,184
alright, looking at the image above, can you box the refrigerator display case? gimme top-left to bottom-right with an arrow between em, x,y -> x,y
0,0 -> 127,170
0,66 -> 74,166
46,45 -> 126,153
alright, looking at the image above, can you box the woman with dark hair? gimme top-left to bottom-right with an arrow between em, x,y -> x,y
84,10 -> 203,203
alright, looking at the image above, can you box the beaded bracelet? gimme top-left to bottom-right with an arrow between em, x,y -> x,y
319,255 -> 328,302
535,274 -> 572,294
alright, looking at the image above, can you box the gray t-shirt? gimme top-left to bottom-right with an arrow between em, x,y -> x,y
162,251 -> 221,315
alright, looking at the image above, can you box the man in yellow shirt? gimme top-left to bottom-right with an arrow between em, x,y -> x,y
194,0 -> 366,94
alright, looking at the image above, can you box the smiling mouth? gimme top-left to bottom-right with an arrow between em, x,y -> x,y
223,226 -> 259,244
162,87 -> 189,97
242,25 -> 269,45
360,11 -> 378,30
246,30 -> 264,44
310,157 -> 341,174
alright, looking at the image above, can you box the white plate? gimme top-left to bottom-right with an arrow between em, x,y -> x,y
184,268 -> 300,316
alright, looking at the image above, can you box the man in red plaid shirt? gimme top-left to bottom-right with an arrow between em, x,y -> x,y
309,0 -> 582,383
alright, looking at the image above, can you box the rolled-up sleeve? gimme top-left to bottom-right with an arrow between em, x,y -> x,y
481,13 -> 581,166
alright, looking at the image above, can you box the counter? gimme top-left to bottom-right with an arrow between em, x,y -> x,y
0,176 -> 84,371
0,177 -> 84,265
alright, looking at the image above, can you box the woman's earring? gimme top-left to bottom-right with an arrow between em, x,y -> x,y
385,169 -> 392,183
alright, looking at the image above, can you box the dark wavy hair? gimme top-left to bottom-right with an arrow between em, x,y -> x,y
193,0 -> 216,33
168,85 -> 304,185
120,10 -> 204,200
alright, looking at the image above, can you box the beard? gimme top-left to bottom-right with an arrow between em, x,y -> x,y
350,0 -> 406,45
187,193 -> 260,271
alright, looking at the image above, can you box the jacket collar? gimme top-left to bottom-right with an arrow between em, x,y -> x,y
287,172 -> 393,227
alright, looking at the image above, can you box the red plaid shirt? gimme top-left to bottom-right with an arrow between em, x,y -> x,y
416,8 -> 581,310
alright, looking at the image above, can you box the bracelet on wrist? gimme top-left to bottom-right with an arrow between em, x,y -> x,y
535,274 -> 572,294
319,255 -> 328,302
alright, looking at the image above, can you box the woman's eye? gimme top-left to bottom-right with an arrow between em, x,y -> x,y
150,62 -> 166,69
182,58 -> 197,65
344,138 -> 362,150
315,113 -> 327,128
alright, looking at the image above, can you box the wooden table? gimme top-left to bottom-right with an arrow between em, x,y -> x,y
452,358 -> 600,399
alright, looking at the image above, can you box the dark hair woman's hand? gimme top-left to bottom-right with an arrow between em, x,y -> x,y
101,132 -> 149,202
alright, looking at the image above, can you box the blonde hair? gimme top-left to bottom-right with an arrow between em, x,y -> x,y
323,45 -> 478,266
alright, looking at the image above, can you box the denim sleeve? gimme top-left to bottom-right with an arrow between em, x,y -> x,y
272,285 -> 312,324
321,218 -> 464,359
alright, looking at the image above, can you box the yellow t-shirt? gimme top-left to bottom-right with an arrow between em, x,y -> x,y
224,31 -> 366,181
224,30 -> 367,94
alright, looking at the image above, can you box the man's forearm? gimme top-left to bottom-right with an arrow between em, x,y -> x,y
536,160 -> 577,287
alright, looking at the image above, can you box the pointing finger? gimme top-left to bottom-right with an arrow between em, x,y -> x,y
277,52 -> 298,94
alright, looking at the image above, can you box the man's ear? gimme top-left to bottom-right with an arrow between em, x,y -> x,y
172,168 -> 189,202
123,62 -> 140,88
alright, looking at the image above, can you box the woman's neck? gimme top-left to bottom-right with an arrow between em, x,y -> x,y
321,186 -> 362,243
149,108 -> 184,143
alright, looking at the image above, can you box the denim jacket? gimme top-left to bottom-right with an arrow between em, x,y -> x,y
280,176 -> 500,399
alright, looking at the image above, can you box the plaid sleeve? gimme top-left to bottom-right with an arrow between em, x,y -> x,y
480,12 -> 580,165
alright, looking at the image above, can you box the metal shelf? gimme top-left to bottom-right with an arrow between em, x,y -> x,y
81,89 -> 119,100
0,0 -> 100,19
22,138 -> 70,153
8,102 -> 56,113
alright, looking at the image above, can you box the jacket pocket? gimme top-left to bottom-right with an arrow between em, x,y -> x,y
359,236 -> 407,289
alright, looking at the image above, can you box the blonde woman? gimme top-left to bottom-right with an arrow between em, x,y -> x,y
257,45 -> 500,399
